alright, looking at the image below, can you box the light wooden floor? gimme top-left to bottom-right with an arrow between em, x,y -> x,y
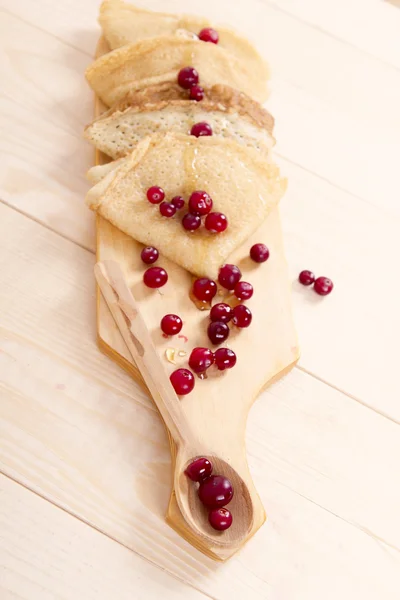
1,0 -> 400,598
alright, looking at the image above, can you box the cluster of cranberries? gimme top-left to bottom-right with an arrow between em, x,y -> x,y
147,185 -> 228,235
192,263 -> 254,346
177,28 -> 219,103
185,457 -> 233,531
299,270 -> 334,296
143,241 -> 270,391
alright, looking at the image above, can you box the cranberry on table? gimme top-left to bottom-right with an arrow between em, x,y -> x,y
214,348 -> 237,371
189,85 -> 205,101
190,122 -> 213,137
198,27 -> 219,44
210,303 -> 232,323
192,278 -> 217,302
205,212 -> 228,233
250,243 -> 269,263
314,276 -> 334,296
182,213 -> 201,231
218,264 -> 242,290
185,457 -> 213,482
298,270 -> 315,286
198,475 -> 234,508
209,507 -> 232,531
143,266 -> 168,289
159,201 -> 177,218
170,368 -> 195,395
207,321 -> 230,345
140,246 -> 159,265
171,195 -> 185,210
177,66 -> 199,89
232,304 -> 252,328
189,347 -> 215,374
234,281 -> 253,301
146,186 -> 165,204
188,190 -> 213,216
160,314 -> 183,336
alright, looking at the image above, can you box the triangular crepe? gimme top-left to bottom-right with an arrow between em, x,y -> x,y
86,133 -> 286,278
99,0 -> 268,83
84,83 -> 275,159
85,33 -> 269,107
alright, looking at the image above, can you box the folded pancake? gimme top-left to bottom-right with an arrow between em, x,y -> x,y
99,0 -> 269,85
85,33 -> 269,107
84,83 -> 275,159
86,133 -> 286,278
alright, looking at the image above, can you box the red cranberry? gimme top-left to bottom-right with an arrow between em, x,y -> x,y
218,264 -> 241,290
182,213 -> 201,231
207,321 -> 230,345
214,348 -> 236,371
232,304 -> 252,328
190,122 -> 213,137
314,276 -> 334,296
210,303 -> 232,323
161,314 -> 183,336
141,246 -> 159,264
192,278 -> 217,302
189,85 -> 204,101
250,243 -> 269,263
198,28 -> 219,44
159,201 -> 177,218
147,186 -> 165,204
234,281 -> 253,301
171,195 -> 185,210
185,457 -> 213,482
143,267 -> 168,288
198,475 -> 233,508
299,270 -> 315,286
188,190 -> 213,216
189,347 -> 214,374
177,66 -> 199,89
209,507 -> 232,531
205,212 -> 228,233
170,368 -> 195,395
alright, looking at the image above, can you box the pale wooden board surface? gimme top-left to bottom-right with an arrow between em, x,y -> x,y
0,475 -> 208,600
0,204 -> 399,599
0,0 -> 400,597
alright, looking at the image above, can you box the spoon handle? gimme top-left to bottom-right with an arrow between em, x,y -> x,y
95,260 -> 193,447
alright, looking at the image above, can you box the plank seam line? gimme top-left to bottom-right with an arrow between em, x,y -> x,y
0,471 -> 217,600
261,0 -> 400,72
275,152 -> 400,222
0,197 -> 94,254
0,326 -> 156,415
1,199 -> 399,426
296,364 -> 400,426
277,480 -> 400,553
0,6 -> 93,59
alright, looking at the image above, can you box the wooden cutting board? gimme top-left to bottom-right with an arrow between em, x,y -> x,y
93,38 -> 299,560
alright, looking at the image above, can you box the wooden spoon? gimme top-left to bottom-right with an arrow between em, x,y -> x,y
95,260 -> 265,558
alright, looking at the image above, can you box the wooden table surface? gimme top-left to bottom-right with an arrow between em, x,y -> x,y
1,0 -> 400,598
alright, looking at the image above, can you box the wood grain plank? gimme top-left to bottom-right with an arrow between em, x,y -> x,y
267,0 -> 400,69
0,475 -> 209,600
1,204 -> 399,599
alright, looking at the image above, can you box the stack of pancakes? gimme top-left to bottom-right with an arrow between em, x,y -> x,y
84,0 -> 286,279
